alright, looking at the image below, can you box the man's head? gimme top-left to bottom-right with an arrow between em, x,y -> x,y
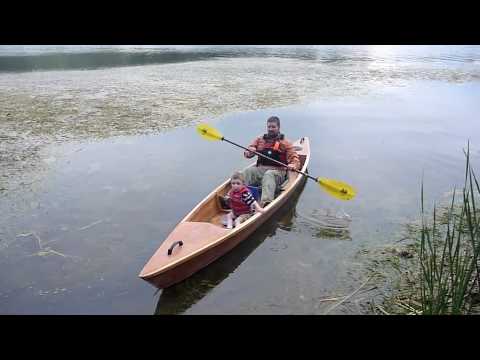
266,116 -> 280,137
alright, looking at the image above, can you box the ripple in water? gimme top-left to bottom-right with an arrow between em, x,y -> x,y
296,209 -> 352,240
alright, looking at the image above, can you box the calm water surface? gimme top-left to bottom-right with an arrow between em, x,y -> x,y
0,46 -> 479,314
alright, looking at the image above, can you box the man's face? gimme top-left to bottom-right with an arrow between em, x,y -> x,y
267,122 -> 280,137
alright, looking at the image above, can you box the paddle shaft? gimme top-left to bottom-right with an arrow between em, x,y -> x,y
221,137 -> 317,182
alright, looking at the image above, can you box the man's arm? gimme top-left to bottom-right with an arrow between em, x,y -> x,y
284,140 -> 301,170
244,137 -> 260,158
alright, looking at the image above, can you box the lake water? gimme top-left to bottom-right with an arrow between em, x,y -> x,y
0,46 -> 479,314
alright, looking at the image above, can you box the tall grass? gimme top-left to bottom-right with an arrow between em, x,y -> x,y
419,143 -> 480,314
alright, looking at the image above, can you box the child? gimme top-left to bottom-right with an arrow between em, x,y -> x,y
225,171 -> 265,229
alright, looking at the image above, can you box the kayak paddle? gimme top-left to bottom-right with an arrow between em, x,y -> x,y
196,123 -> 356,201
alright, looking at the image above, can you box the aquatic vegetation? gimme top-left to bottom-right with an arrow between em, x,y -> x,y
418,143 -> 480,314
364,146 -> 480,315
357,144 -> 480,315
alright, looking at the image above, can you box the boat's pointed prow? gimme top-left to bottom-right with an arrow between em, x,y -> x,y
139,222 -> 230,278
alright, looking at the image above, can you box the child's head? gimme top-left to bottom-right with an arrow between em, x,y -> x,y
230,171 -> 245,190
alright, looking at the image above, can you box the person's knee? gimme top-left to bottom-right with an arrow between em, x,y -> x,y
263,170 -> 276,179
241,170 -> 252,184
244,168 -> 261,185
263,170 -> 278,184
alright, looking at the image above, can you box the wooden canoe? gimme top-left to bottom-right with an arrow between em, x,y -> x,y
139,137 -> 310,289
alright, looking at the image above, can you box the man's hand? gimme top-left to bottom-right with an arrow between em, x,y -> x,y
244,146 -> 256,158
287,163 -> 297,171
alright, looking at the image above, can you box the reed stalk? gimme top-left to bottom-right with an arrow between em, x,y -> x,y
419,143 -> 480,314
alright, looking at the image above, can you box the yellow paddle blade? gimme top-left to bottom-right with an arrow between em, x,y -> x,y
196,123 -> 223,141
317,177 -> 357,201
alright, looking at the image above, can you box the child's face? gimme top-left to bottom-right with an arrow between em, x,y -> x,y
231,179 -> 243,191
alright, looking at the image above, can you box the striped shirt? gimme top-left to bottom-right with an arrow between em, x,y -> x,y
241,190 -> 255,207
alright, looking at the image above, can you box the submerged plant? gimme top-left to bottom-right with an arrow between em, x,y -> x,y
419,142 -> 480,314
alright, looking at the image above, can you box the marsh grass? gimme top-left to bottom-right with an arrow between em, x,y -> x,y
419,143 -> 480,314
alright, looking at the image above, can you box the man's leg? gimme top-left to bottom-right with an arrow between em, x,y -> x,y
242,166 -> 265,187
285,170 -> 297,189
260,169 -> 286,205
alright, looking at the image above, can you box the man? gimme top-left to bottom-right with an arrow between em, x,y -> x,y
242,116 -> 300,207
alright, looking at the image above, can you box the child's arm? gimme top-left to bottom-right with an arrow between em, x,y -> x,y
241,190 -> 264,214
253,201 -> 265,214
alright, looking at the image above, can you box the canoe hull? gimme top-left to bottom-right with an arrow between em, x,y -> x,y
142,175 -> 307,289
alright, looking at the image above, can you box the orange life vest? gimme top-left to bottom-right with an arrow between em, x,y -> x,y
257,133 -> 287,167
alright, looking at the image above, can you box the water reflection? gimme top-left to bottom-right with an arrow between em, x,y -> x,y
0,51 -> 219,73
0,46 -> 338,73
154,180 -> 306,315
1,45 -> 479,73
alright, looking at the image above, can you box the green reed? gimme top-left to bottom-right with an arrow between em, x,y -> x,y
419,143 -> 480,314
